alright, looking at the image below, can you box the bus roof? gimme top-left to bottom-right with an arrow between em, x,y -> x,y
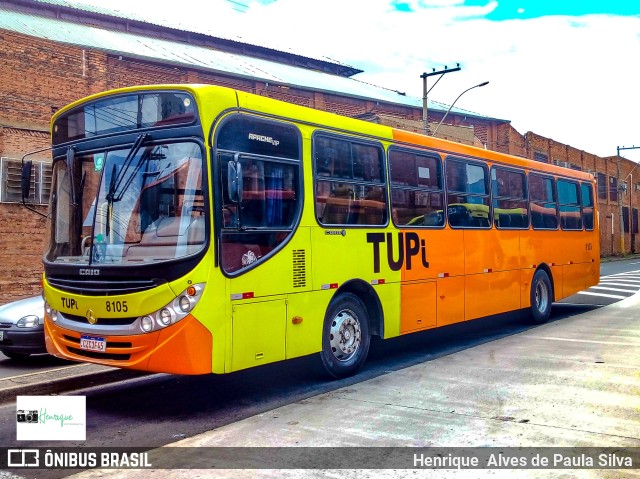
52,83 -> 593,182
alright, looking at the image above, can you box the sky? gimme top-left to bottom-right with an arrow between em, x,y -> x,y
63,0 -> 640,160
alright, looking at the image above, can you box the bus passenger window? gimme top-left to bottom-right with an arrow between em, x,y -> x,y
314,134 -> 387,226
491,168 -> 529,229
389,149 -> 444,227
529,174 -> 558,229
557,180 -> 582,230
445,159 -> 490,228
581,183 -> 594,231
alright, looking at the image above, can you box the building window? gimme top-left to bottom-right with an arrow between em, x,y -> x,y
623,206 -> 630,233
609,176 -> 618,203
0,158 -> 51,205
533,151 -> 548,163
596,173 -> 607,201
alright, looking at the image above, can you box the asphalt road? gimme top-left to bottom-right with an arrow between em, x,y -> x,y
0,258 -> 639,479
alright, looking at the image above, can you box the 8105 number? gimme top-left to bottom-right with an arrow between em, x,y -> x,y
106,301 -> 128,313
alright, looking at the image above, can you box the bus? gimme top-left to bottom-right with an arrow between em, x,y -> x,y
23,84 -> 600,378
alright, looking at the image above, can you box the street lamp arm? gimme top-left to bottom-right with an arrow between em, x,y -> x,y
432,81 -> 489,136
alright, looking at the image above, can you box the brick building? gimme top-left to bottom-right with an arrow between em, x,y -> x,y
0,0 -> 637,302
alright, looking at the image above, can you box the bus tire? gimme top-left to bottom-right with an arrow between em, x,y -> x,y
529,269 -> 552,324
320,293 -> 371,378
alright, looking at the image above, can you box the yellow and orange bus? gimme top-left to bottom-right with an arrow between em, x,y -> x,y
25,84 -> 599,378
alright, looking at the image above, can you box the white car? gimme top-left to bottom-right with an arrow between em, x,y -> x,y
0,295 -> 46,360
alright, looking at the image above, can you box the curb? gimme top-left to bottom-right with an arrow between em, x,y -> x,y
0,364 -> 149,405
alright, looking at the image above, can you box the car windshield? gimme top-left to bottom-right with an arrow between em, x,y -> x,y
45,141 -> 206,266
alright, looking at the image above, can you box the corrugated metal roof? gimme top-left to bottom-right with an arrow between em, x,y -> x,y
30,0 -> 362,75
0,6 -> 503,120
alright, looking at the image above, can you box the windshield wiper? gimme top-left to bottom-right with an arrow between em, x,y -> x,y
104,133 -> 148,236
66,146 -> 77,208
106,133 -> 149,205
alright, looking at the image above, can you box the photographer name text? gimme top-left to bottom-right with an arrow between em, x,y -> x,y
414,452 -> 634,469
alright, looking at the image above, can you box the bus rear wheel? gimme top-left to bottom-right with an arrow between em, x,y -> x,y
530,269 -> 552,324
320,293 -> 371,378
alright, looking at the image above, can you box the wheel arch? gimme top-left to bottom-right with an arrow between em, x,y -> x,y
332,279 -> 384,338
536,263 -> 556,301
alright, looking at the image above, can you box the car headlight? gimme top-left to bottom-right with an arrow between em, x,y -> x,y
17,315 -> 40,328
138,283 -> 204,333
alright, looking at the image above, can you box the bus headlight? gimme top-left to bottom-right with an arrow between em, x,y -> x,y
45,301 -> 59,323
159,308 -> 172,326
178,296 -> 191,313
141,316 -> 153,332
138,283 -> 205,333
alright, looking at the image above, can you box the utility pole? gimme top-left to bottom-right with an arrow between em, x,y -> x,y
616,145 -> 640,255
421,64 -> 461,135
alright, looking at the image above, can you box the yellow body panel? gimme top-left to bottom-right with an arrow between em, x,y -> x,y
231,299 -> 287,371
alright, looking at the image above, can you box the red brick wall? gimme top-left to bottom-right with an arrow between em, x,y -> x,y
0,204 -> 47,304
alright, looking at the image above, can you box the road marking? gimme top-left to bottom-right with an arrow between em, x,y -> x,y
577,291 -> 627,299
0,363 -> 86,382
598,279 -> 640,285
525,336 -> 639,346
590,286 -> 638,293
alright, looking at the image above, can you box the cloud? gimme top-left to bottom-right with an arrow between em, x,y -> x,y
67,0 -> 640,157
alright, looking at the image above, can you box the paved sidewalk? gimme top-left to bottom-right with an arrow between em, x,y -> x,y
65,293 -> 640,478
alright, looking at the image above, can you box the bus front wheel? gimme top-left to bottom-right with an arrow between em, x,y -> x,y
530,269 -> 552,324
320,293 -> 371,378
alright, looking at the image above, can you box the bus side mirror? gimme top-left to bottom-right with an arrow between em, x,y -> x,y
21,160 -> 33,200
227,159 -> 243,203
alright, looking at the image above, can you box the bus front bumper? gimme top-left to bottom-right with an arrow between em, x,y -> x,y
44,314 -> 213,375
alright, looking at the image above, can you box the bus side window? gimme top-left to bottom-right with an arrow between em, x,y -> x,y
581,182 -> 594,231
529,174 -> 558,230
389,149 -> 444,227
491,168 -> 529,229
558,179 -> 582,230
314,134 -> 387,226
445,158 -> 490,229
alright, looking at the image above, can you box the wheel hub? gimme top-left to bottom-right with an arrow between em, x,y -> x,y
329,310 -> 361,361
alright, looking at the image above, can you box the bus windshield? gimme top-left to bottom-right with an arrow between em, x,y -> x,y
45,141 -> 206,266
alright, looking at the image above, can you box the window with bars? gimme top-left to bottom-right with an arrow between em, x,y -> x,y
533,151 -> 549,163
0,157 -> 52,205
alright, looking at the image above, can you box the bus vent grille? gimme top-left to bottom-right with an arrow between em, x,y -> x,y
292,249 -> 306,288
47,276 -> 164,295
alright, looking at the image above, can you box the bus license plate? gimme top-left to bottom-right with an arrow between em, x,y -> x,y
80,335 -> 106,352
